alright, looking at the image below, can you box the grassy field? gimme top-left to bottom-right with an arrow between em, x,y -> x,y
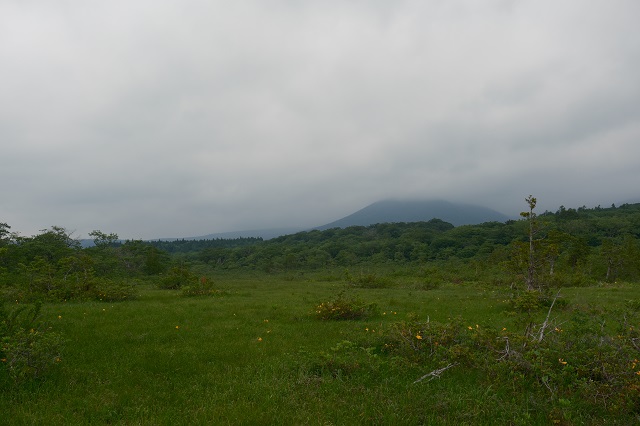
3,270 -> 640,425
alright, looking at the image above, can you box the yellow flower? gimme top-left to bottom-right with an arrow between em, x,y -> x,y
468,326 -> 473,330
175,326 -> 180,329
559,358 -> 567,365
257,337 -> 263,342
416,334 -> 423,340
58,315 -> 62,319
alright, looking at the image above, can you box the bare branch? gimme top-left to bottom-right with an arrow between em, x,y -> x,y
538,290 -> 562,343
413,363 -> 458,384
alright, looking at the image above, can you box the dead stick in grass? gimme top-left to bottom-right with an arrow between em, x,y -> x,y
538,290 -> 561,343
413,363 -> 458,384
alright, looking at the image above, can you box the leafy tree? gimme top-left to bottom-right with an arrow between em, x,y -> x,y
88,230 -> 119,248
520,195 -> 542,291
0,223 -> 11,247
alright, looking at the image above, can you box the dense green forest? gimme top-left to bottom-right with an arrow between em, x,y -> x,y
1,202 -> 640,303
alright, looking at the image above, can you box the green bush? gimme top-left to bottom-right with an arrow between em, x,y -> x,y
346,270 -> 391,289
158,266 -> 196,290
92,278 -> 138,302
315,290 -> 378,320
181,276 -> 227,297
1,301 -> 64,384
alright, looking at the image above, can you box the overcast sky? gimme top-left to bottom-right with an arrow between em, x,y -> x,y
2,1 -> 639,239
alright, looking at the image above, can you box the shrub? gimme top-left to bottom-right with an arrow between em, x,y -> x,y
181,276 -> 227,297
158,266 -> 195,290
1,301 -> 64,384
92,278 -> 138,302
345,269 -> 391,289
315,290 -> 378,320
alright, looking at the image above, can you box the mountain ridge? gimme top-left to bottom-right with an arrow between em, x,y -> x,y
314,199 -> 511,230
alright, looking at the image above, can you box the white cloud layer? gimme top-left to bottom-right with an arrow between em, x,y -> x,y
2,0 -> 639,239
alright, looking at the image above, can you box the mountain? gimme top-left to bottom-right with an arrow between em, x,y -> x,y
315,199 -> 511,230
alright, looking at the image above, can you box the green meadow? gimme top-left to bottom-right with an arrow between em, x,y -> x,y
3,270 -> 640,425
3,204 -> 640,424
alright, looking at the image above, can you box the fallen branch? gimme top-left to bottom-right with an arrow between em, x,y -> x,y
538,290 -> 562,343
413,363 -> 457,384
496,336 -> 511,361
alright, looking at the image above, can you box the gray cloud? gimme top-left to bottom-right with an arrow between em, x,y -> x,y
2,0 -> 639,239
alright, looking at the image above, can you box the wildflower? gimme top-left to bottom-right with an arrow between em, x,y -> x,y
175,326 -> 180,329
559,358 -> 567,365
257,337 -> 263,342
365,328 -> 369,332
416,334 -> 423,340
58,315 -> 62,319
502,327 -> 507,331
468,326 -> 473,330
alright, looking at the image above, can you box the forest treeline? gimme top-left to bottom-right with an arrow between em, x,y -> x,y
180,202 -> 640,282
1,202 -> 640,301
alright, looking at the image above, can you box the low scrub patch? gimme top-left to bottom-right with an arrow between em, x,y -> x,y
345,270 -> 391,289
92,278 -> 138,302
181,276 -> 228,297
376,305 -> 640,422
315,290 -> 378,320
1,301 -> 64,384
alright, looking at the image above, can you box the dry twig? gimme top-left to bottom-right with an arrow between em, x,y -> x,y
538,290 -> 562,343
413,363 -> 458,384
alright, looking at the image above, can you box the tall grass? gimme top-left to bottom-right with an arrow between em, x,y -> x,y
3,270 -> 639,424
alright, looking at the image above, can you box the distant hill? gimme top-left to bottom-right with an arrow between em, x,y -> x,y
186,227 -> 305,241
315,199 -> 511,230
78,228 -> 303,247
